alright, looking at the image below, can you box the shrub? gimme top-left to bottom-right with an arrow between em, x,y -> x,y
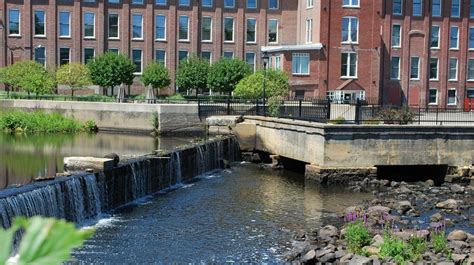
379,233 -> 411,264
378,107 -> 415,124
407,236 -> 427,262
345,221 -> 372,254
234,69 -> 289,99
432,232 -> 449,254
207,58 -> 252,96
83,120 -> 98,133
55,63 -> 91,97
175,55 -> 210,95
268,97 -> 283,117
166,93 -> 186,100
2,61 -> 55,95
141,61 -> 171,93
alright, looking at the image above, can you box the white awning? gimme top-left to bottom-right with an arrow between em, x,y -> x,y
261,44 -> 324,53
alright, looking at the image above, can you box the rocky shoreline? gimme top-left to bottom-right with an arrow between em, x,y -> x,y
285,175 -> 474,264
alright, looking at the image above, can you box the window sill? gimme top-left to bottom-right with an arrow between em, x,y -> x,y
202,40 -> 213,43
341,41 -> 359,45
84,37 -> 96,40
132,38 -> 144,41
341,76 -> 358,80
292,73 -> 310,76
34,35 -> 47,39
342,5 -> 360,8
108,37 -> 120,40
390,78 -> 401,81
447,103 -> 457,106
391,46 -> 401,49
449,48 -> 459,51
179,40 -> 190,43
8,34 -> 21,38
410,78 -> 420,81
133,73 -> 142,76
448,79 -> 458,82
428,103 -> 438,106
224,41 -> 235,43
59,36 -> 71,39
246,42 -> 257,45
430,48 -> 440,50
429,79 -> 439,81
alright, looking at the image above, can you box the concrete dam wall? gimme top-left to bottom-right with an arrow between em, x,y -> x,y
0,137 -> 240,229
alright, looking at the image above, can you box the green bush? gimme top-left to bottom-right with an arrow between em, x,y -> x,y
432,232 -> 450,255
2,61 -> 55,95
234,69 -> 289,99
55,63 -> 92,97
175,55 -> 209,95
345,221 -> 372,254
207,58 -> 252,96
379,234 -> 411,264
166,93 -> 186,100
407,236 -> 427,262
329,116 -> 346,124
141,61 -> 171,93
378,107 -> 414,124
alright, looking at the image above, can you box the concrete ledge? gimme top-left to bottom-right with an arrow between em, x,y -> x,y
305,165 -> 377,184
64,157 -> 115,173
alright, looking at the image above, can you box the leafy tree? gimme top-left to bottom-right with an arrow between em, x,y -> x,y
55,63 -> 92,97
175,55 -> 209,95
234,69 -> 290,99
0,216 -> 94,265
87,52 -> 135,96
141,61 -> 171,93
2,61 -> 55,95
207,58 -> 252,96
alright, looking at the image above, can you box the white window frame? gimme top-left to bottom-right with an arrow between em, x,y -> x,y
432,0 -> 442,17
108,13 -> 120,40
178,50 -> 189,62
448,58 -> 458,81
246,52 -> 256,72
341,17 -> 359,44
268,19 -> 279,44
155,49 -> 166,65
34,10 -> 46,37
391,24 -> 402,48
155,14 -> 167,41
178,15 -> 190,42
410,57 -> 420,80
268,0 -> 279,10
246,18 -> 257,44
59,47 -> 71,66
83,12 -> 96,39
392,0 -> 403,15
132,13 -> 143,40
447,88 -> 457,106
450,26 -> 459,50
201,16 -> 212,42
412,0 -> 422,16
8,9 -> 21,36
58,11 -> 71,38
390,56 -> 401,80
34,46 -> 46,67
429,57 -> 439,81
224,17 -> 235,43
307,0 -> 313,8
341,52 -> 358,78
428,88 -> 438,105
467,59 -> 474,81
83,47 -> 95,64
342,0 -> 359,8
451,0 -> 461,18
223,51 -> 234,59
201,50 -> 212,63
292,53 -> 310,76
132,49 -> 143,75
306,18 -> 313,44
469,27 -> 474,50
430,25 -> 440,49
274,54 -> 281,70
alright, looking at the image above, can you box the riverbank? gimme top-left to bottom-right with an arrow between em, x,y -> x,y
285,176 -> 474,264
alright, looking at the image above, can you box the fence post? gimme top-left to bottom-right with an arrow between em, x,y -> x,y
298,100 -> 302,118
256,99 -> 259,116
227,97 -> 231,115
355,99 -> 361,124
435,107 -> 439,125
326,100 -> 331,121
197,97 -> 201,120
418,107 -> 421,125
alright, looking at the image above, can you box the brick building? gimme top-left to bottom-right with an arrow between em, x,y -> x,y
1,0 -> 474,108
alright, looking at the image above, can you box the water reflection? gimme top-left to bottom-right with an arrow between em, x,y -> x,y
0,133 -> 195,189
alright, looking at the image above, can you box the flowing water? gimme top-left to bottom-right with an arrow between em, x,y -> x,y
72,164 -> 372,263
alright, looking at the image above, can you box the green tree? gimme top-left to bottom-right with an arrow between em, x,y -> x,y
2,61 -> 55,96
87,52 -> 135,96
234,69 -> 290,99
55,63 -> 92,97
141,61 -> 171,93
175,55 -> 210,95
207,58 -> 252,96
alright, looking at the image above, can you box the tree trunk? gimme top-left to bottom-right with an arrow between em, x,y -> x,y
71,88 -> 74,98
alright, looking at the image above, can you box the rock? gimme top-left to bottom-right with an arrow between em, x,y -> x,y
436,199 -> 458,209
339,253 -> 353,263
367,205 -> 391,216
319,253 -> 336,263
104,153 -> 120,167
380,179 -> 390,186
64,157 -> 115,173
318,225 -> 339,239
396,186 -> 411,194
450,184 -> 465,193
391,181 -> 400,188
335,250 -> 346,259
425,179 -> 435,187
362,246 -> 380,256
464,255 -> 474,265
350,255 -> 373,264
300,249 -> 316,263
372,234 -> 384,247
315,248 -> 333,258
448,240 -> 469,250
451,253 -> 466,264
395,200 -> 413,214
430,212 -> 443,222
447,230 -> 468,241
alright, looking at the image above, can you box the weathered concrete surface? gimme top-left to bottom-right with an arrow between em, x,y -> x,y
0,99 -> 202,134
236,116 -> 474,168
64,157 -> 114,173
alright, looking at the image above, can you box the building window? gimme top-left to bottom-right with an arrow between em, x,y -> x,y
274,55 -> 281,70
109,0 -> 120,4
155,50 -> 166,65
447,89 -> 457,105
268,19 -> 278,43
202,17 -> 212,42
246,52 -> 256,72
470,28 -> 474,50
343,0 -> 359,7
342,17 -> 358,43
179,16 -> 189,41
341,52 -> 357,78
132,0 -> 143,4
392,0 -> 402,15
391,24 -> 401,48
269,0 -> 278,9
132,14 -> 143,39
108,48 -> 119,54
179,50 -> 189,62
84,12 -> 95,38
468,59 -> 474,80
59,47 -> 70,66
83,0 -> 95,3
155,15 -> 166,40
224,0 -> 235,8
430,26 -> 440,49
306,18 -> 313,44
307,0 -> 313,8
429,58 -> 439,80
223,51 -> 234,58
390,57 -> 400,80
201,51 -> 212,63
132,49 -> 142,74
428,89 -> 438,105
432,0 -> 441,17
59,11 -> 71,38
448,58 -> 458,81
84,48 -> 95,64
246,18 -> 257,43
156,0 -> 166,5
224,17 -> 234,42
34,10 -> 46,37
450,26 -> 459,49
471,0 -> 474,18
410,57 -> 420,80
247,0 -> 256,9
202,0 -> 212,7
413,0 -> 422,16
292,53 -> 310,75
179,0 -> 189,6
34,46 -> 46,66
8,9 -> 20,36
108,14 -> 119,39
451,0 -> 460,18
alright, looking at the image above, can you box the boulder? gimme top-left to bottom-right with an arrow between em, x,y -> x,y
349,255 -> 373,265
371,234 -> 384,247
436,199 -> 458,209
367,205 -> 391,216
395,200 -> 413,215
319,253 -> 336,263
339,253 -> 354,263
451,253 -> 466,264
335,250 -> 347,259
447,230 -> 468,241
104,153 -> 120,167
448,240 -> 469,250
318,225 -> 339,239
315,248 -> 333,258
379,179 -> 391,186
430,212 -> 443,222
425,179 -> 435,187
300,249 -> 316,263
362,246 -> 380,256
450,184 -> 465,193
